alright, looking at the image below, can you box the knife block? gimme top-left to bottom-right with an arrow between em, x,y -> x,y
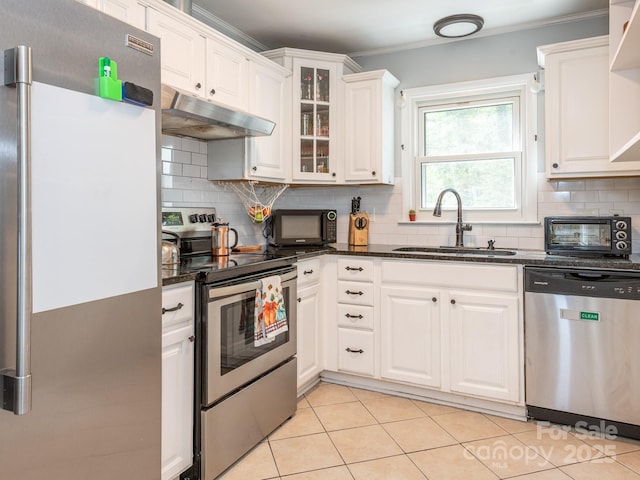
348,212 -> 369,246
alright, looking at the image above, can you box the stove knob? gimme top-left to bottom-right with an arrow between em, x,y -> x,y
616,231 -> 628,240
207,214 -> 216,223
615,220 -> 627,230
189,214 -> 198,223
199,214 -> 207,223
616,241 -> 628,251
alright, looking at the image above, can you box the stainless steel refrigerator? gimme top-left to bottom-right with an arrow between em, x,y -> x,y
0,1 -> 162,478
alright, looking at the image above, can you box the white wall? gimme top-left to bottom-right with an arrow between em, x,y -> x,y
161,14 -> 640,253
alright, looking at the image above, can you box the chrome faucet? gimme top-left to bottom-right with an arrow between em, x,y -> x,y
432,188 -> 472,247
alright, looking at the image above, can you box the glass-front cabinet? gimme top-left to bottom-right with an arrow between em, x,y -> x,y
294,60 -> 336,181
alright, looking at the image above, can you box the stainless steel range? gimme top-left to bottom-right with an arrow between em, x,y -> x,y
162,207 -> 298,480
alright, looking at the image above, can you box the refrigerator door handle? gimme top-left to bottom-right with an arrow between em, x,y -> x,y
1,45 -> 33,415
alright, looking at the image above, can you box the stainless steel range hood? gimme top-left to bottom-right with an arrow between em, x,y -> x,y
161,84 -> 276,140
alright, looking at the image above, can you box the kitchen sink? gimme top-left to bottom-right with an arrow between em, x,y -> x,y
393,246 -> 517,256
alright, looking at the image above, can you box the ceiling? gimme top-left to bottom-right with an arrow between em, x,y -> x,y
193,0 -> 608,57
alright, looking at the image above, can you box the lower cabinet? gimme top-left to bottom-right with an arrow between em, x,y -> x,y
296,258 -> 323,391
161,282 -> 195,480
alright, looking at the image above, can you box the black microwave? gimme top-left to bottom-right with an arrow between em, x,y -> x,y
267,209 -> 337,246
544,216 -> 632,257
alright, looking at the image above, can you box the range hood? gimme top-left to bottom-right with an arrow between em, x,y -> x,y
161,84 -> 276,140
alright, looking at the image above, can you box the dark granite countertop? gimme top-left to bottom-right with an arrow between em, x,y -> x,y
162,243 -> 640,286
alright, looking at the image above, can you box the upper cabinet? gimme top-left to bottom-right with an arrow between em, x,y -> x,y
263,48 -> 362,184
343,70 -> 399,185
539,36 -> 640,178
609,0 -> 640,163
81,0 -> 146,29
147,6 -> 250,111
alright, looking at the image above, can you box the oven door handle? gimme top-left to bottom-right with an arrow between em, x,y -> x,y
208,269 -> 297,299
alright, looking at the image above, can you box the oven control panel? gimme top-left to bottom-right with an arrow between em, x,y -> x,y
162,207 -> 217,237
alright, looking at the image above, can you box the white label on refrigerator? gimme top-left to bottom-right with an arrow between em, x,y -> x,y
31,82 -> 158,312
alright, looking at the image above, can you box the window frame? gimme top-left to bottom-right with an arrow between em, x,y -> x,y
400,74 -> 538,224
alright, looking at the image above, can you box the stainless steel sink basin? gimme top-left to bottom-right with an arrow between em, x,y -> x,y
393,246 -> 517,256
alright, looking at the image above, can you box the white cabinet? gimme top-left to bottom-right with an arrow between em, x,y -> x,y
296,258 -> 323,391
246,61 -> 291,181
538,36 -> 640,178
609,0 -> 640,162
89,0 -> 146,29
335,257 -> 376,377
380,260 -> 523,405
147,6 -> 249,110
147,7 -> 205,95
262,48 -> 362,184
162,282 -> 195,480
380,284 -> 441,388
343,70 -> 399,184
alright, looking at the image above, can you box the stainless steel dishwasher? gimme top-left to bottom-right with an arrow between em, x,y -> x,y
525,266 -> 640,439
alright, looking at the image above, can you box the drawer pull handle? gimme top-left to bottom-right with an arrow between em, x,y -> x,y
303,269 -> 314,275
346,290 -> 363,296
162,302 -> 184,315
345,266 -> 364,271
345,313 -> 363,319
188,335 -> 195,343
346,348 -> 364,354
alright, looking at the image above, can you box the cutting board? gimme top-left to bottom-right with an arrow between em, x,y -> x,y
232,245 -> 263,252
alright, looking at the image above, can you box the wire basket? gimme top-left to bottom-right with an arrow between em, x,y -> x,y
222,181 -> 288,223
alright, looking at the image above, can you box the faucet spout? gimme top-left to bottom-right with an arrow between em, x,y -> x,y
432,188 -> 472,247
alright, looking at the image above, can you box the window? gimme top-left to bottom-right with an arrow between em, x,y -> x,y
402,74 -> 537,223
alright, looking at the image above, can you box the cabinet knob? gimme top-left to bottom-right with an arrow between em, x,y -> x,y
209,88 -> 216,96
332,172 -> 336,177
194,82 -> 202,90
188,335 -> 195,343
297,297 -> 301,303
372,171 -> 376,176
450,299 -> 456,305
252,166 -> 257,171
432,297 -> 437,303
345,347 -> 364,354
552,163 -> 559,169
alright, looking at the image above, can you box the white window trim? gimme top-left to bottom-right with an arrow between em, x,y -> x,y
400,73 -> 538,224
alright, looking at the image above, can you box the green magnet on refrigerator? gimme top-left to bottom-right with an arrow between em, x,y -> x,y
98,56 -> 122,101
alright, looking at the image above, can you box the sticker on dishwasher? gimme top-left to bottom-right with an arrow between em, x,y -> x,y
560,309 -> 600,322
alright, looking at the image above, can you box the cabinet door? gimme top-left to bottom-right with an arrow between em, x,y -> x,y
380,285 -> 441,388
247,62 -> 289,181
297,284 -> 322,390
344,78 -> 379,182
147,8 -> 205,95
448,291 -> 520,402
205,38 -> 249,110
94,0 -> 145,29
162,322 -> 194,480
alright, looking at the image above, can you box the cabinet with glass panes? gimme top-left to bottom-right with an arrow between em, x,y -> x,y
261,48 -> 362,183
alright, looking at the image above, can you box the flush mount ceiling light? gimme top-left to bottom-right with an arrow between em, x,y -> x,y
433,14 -> 484,38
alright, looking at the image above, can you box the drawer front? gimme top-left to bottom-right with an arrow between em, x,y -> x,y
162,282 -> 194,329
297,258 -> 321,287
337,257 -> 374,282
337,281 -> 374,306
337,304 -> 374,330
338,328 -> 374,377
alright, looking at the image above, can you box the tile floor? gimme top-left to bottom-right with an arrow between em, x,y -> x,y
218,382 -> 640,480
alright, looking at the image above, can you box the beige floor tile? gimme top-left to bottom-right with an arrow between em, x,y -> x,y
382,417 -> 457,453
269,407 -> 325,440
329,424 -> 403,464
218,442 -> 279,480
464,434 -> 554,478
305,383 -> 358,407
561,458 -> 640,480
412,399 -> 464,417
409,444 -> 498,480
347,454 -> 427,480
361,396 -> 426,424
313,401 -> 377,431
515,426 -> 604,466
281,465 -> 354,480
432,410 -> 508,443
486,414 -> 538,434
270,432 -> 343,476
575,431 -> 640,456
348,386 -> 388,401
297,396 -> 311,409
618,451 -> 640,475
509,470 -> 573,480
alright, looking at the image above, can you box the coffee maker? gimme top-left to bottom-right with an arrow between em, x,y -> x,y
348,197 -> 369,246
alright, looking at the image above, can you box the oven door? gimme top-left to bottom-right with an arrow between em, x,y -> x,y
204,266 -> 297,405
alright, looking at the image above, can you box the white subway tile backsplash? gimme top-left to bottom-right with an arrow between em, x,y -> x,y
160,134 -> 640,251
